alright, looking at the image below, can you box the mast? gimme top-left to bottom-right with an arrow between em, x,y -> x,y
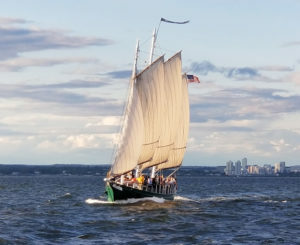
149,27 -> 157,176
149,28 -> 156,64
132,40 -> 140,78
109,40 -> 144,176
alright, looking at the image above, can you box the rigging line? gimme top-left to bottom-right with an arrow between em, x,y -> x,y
155,18 -> 185,56
166,167 -> 180,178
139,18 -> 163,53
137,36 -> 155,66
152,43 -> 164,57
138,49 -> 153,58
156,19 -> 162,39
151,40 -> 178,60
109,77 -> 133,167
140,35 -> 152,46
156,44 -> 178,56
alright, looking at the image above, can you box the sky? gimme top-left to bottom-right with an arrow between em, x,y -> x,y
0,0 -> 300,166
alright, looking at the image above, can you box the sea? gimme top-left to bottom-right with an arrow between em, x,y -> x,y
0,166 -> 299,245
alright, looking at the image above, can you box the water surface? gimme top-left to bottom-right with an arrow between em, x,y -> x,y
0,168 -> 299,244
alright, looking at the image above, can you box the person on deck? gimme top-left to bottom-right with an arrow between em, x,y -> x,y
136,175 -> 144,189
143,175 -> 148,185
147,177 -> 152,185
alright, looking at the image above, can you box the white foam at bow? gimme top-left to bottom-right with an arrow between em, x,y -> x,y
85,196 -> 165,205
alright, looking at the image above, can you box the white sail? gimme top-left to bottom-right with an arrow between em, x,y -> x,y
157,74 -> 190,170
140,52 -> 183,170
110,50 -> 190,175
110,79 -> 144,175
135,56 -> 164,165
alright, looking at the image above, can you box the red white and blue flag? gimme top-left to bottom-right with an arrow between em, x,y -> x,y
186,74 -> 200,83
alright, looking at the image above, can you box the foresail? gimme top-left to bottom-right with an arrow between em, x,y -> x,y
141,52 -> 183,170
157,74 -> 190,170
110,79 -> 144,176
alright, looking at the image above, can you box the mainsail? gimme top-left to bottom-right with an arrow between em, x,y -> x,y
140,52 -> 183,170
136,57 -> 164,165
110,51 -> 190,176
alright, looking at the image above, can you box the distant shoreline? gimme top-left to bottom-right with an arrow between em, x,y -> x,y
0,164 -> 299,177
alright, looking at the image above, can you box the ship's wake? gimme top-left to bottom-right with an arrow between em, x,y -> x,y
85,196 -> 165,205
86,195 -> 201,205
174,193 -> 287,204
174,195 -> 201,203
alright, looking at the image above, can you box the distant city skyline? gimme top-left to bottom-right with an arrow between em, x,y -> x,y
223,158 -> 300,176
0,1 -> 300,165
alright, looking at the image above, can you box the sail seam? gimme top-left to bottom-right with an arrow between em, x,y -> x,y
172,146 -> 186,150
138,158 -> 153,165
157,143 -> 173,148
143,140 -> 159,146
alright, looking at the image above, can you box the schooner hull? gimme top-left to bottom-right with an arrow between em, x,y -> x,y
106,181 -> 175,201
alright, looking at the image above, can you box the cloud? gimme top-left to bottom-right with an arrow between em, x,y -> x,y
0,136 -> 22,149
35,133 -> 116,152
37,91 -> 93,105
189,87 -> 300,124
0,81 -> 122,116
190,60 -> 260,80
0,57 -> 99,72
269,139 -> 290,152
0,123 -> 27,136
186,116 -> 300,165
189,60 -> 293,81
0,84 -> 99,104
0,17 -> 27,26
226,67 -> 259,79
33,79 -> 109,89
85,116 -> 121,127
285,72 -> 300,86
256,66 -> 294,72
0,17 -> 113,60
190,61 -> 217,75
104,70 -> 132,79
282,41 -> 300,47
63,134 -> 101,149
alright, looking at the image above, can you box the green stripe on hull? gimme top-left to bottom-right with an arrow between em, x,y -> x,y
106,183 -> 114,202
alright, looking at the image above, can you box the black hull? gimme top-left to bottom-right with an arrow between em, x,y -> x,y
106,182 -> 175,201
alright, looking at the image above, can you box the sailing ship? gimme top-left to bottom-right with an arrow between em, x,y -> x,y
104,19 -> 195,201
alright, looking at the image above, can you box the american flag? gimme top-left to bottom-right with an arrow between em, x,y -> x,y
186,74 -> 200,83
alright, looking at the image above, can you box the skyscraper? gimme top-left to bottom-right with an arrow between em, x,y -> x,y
235,160 -> 241,175
225,160 -> 234,175
242,157 -> 247,175
263,164 -> 273,175
275,161 -> 285,173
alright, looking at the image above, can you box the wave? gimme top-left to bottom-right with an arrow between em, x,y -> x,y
86,194 -> 291,206
174,193 -> 275,203
85,196 -> 165,205
174,194 -> 238,203
63,192 -> 72,198
174,195 -> 201,203
264,199 -> 288,203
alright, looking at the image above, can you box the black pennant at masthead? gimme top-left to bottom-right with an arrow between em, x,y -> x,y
160,18 -> 190,24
